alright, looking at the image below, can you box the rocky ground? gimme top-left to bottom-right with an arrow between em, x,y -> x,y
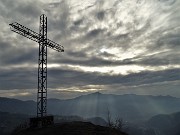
11,121 -> 128,135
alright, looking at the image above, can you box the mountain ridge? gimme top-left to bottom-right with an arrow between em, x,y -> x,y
1,92 -> 180,123
146,112 -> 180,135
2,92 -> 179,101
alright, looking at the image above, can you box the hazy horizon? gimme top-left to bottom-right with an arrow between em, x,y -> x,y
0,90 -> 179,101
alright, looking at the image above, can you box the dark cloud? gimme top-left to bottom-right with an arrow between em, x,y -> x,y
86,29 -> 105,38
136,53 -> 180,66
0,47 -> 38,66
15,1 -> 41,17
157,34 -> 180,48
50,57 -> 117,67
73,19 -> 84,26
1,63 -> 179,90
158,0 -> 177,6
0,36 -> 38,66
47,68 -> 180,88
47,1 -> 70,32
0,40 -> 12,51
3,49 -> 37,65
48,49 -> 180,67
0,0 -> 180,99
0,67 -> 37,90
96,11 -> 105,20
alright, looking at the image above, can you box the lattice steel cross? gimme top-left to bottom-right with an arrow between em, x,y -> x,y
9,14 -> 64,118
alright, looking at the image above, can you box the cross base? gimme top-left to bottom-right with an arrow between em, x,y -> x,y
29,116 -> 54,128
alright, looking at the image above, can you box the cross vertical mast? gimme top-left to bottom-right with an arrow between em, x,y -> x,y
9,14 -> 64,127
37,14 -> 47,117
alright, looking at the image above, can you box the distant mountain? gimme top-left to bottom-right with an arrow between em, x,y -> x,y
0,97 -> 36,115
47,92 -> 180,122
147,112 -> 180,135
1,92 -> 180,123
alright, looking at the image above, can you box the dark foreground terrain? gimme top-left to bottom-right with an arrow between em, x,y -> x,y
12,121 -> 128,135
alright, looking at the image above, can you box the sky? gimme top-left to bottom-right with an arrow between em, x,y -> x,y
0,0 -> 180,100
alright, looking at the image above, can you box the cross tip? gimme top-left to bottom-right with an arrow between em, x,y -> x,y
40,14 -> 47,18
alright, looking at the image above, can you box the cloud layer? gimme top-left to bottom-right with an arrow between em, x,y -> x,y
0,0 -> 180,99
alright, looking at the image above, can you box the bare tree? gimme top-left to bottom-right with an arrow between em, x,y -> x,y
114,117 -> 126,131
106,107 -> 127,131
106,107 -> 114,128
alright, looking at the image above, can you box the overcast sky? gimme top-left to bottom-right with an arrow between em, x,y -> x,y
0,0 -> 180,100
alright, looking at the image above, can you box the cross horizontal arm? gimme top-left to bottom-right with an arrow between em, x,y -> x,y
10,22 -> 39,42
46,39 -> 64,52
9,22 -> 64,52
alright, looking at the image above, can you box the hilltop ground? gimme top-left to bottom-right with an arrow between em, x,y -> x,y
12,121 -> 128,135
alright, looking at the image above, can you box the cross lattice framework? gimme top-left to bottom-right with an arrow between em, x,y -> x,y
9,14 -> 64,118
